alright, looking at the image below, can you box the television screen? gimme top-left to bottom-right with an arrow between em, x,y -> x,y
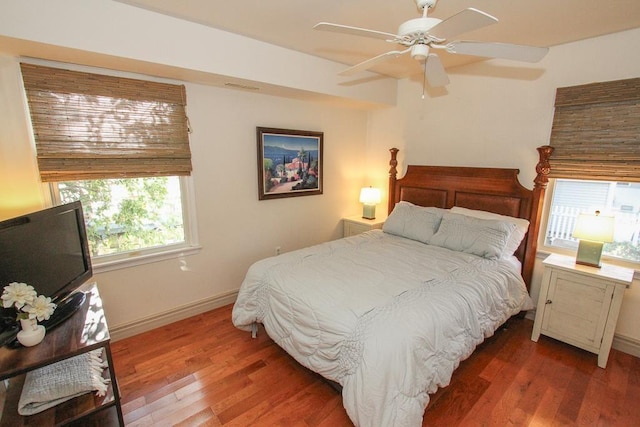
0,201 -> 92,326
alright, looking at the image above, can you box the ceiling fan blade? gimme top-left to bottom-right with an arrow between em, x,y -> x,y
339,47 -> 411,76
429,8 -> 498,40
314,22 -> 398,41
447,41 -> 549,63
424,54 -> 450,87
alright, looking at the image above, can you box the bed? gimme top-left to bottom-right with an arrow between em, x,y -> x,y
232,146 -> 553,427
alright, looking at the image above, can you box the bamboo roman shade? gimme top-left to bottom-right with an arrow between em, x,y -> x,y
20,63 -> 192,182
548,77 -> 640,182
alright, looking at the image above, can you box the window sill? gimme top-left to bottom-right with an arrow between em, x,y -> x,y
92,244 -> 202,274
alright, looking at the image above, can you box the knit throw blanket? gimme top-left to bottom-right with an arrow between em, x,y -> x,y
18,349 -> 110,416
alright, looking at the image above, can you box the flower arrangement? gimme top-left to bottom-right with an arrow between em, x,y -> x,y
1,282 -> 56,322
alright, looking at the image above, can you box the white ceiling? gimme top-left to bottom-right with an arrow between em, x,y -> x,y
115,0 -> 640,79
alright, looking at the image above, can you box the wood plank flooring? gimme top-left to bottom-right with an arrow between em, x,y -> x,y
111,304 -> 640,426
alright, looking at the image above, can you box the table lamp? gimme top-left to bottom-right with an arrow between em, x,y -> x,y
572,210 -> 614,268
359,187 -> 381,220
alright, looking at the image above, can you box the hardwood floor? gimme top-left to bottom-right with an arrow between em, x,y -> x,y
111,304 -> 640,426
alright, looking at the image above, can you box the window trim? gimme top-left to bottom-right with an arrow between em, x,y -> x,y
92,243 -> 201,274
539,178 -> 640,271
48,175 -> 201,273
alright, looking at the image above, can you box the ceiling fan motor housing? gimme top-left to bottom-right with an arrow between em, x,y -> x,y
397,17 -> 442,43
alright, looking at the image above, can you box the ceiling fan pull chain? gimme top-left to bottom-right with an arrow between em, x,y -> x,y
422,61 -> 427,99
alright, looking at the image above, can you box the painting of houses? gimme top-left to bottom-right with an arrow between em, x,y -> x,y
257,127 -> 323,200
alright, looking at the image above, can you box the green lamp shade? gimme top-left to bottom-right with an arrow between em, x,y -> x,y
572,211 -> 614,268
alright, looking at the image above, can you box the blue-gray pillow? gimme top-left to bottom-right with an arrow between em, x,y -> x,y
382,202 -> 444,244
429,212 -> 517,259
450,207 -> 529,258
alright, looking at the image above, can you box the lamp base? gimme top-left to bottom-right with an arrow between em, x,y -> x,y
576,239 -> 604,268
362,204 -> 376,220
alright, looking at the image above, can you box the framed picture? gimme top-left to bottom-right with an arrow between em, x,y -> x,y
257,127 -> 323,200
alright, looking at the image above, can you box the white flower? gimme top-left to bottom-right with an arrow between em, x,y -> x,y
26,295 -> 57,322
1,282 -> 37,310
2,282 -> 56,322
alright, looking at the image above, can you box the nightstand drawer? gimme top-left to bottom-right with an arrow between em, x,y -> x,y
342,215 -> 385,237
344,221 -> 373,236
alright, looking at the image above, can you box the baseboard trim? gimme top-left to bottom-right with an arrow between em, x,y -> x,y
110,297 -> 640,358
110,290 -> 238,342
612,334 -> 640,358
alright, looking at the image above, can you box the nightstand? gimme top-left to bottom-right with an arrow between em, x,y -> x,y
342,215 -> 385,237
531,253 -> 634,368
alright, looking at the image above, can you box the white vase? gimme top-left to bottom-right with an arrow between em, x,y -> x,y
17,318 -> 46,347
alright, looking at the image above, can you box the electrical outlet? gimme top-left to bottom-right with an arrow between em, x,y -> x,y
275,246 -> 281,256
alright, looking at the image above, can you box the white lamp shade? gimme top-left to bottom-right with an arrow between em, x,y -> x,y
572,212 -> 614,243
359,187 -> 381,205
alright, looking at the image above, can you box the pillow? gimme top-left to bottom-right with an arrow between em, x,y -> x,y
451,206 -> 530,258
429,212 -> 517,260
382,201 -> 445,243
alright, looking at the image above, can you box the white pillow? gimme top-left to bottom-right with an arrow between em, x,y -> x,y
429,212 -> 517,260
451,206 -> 529,258
382,201 -> 445,244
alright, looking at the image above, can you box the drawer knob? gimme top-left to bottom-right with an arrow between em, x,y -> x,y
545,299 -> 552,305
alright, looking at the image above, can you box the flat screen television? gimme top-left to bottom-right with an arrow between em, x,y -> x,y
0,201 -> 92,331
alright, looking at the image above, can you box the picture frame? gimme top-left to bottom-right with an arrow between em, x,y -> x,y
257,127 -> 323,200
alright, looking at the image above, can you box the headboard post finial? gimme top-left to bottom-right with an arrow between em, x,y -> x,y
388,148 -> 399,214
534,145 -> 553,189
522,145 -> 554,288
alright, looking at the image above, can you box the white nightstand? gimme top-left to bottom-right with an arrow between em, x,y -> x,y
531,253 -> 634,368
342,215 -> 385,237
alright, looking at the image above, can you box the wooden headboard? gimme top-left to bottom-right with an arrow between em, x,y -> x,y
387,146 -> 553,289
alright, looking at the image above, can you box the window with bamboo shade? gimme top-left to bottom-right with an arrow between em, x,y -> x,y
544,77 -> 640,264
19,63 -> 199,266
20,63 -> 192,182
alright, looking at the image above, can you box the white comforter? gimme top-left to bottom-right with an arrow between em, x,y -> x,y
232,230 -> 533,427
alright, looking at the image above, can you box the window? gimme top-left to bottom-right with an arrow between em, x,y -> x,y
21,63 -> 198,269
544,179 -> 640,263
53,176 -> 194,257
544,78 -> 640,265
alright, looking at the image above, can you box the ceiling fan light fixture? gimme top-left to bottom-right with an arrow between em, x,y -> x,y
411,44 -> 430,61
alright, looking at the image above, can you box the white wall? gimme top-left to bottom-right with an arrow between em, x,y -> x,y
368,27 -> 640,346
0,56 -> 45,217
0,56 -> 370,335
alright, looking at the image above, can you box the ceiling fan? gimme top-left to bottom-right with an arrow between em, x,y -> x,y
314,0 -> 548,89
